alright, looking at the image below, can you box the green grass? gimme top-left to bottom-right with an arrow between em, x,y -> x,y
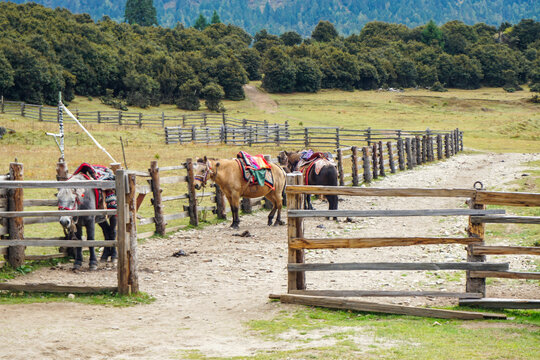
0,290 -> 154,306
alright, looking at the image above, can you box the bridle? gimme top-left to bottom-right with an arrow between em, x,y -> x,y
194,160 -> 214,187
58,190 -> 84,227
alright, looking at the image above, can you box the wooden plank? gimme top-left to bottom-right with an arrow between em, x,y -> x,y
154,175 -> 187,184
288,209 -> 504,218
0,209 -> 116,218
470,271 -> 540,280
159,165 -> 186,171
136,185 -> 150,194
25,253 -> 66,260
0,283 -> 117,294
23,216 -> 58,225
290,290 -> 483,298
459,298 -> 540,309
476,191 -> 540,207
286,186 -> 476,197
0,180 -> 115,189
471,216 -> 540,224
128,170 -> 150,177
163,212 -> 189,221
472,245 -> 540,256
0,246 -> 7,255
271,294 -> 506,320
0,240 -> 117,247
162,192 -> 214,202
289,237 -> 483,249
23,199 -> 57,206
288,262 -> 509,272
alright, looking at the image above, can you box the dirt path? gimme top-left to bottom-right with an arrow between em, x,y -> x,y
1,152 -> 539,359
243,85 -> 278,113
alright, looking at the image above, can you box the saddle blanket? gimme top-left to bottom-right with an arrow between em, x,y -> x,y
236,152 -> 274,189
71,163 -> 117,209
297,151 -> 335,185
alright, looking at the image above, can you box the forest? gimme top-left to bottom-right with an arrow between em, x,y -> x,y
5,0 -> 539,36
0,2 -> 538,109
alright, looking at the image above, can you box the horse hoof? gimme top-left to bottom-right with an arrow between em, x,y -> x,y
89,263 -> 98,271
100,258 -> 108,263
72,264 -> 81,272
274,220 -> 285,226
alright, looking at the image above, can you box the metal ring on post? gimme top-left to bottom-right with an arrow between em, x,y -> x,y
473,181 -> 484,190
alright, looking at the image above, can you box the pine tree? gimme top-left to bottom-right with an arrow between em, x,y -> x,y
194,14 -> 209,30
210,10 -> 221,24
124,0 -> 158,26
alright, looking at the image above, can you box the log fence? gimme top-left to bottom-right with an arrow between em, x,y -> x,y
281,177 -> 540,312
0,163 -> 138,295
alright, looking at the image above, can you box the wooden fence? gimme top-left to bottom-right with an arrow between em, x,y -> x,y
281,175 -> 540,314
0,162 -> 138,295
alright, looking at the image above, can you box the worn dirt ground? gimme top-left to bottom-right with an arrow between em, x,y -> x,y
0,152 -> 539,359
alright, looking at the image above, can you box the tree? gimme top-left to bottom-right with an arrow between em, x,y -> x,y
261,46 -> 296,93
294,57 -> 322,92
124,0 -> 158,26
280,31 -> 302,46
238,48 -> 262,81
202,82 -> 225,112
177,79 -> 202,110
421,20 -> 443,47
0,52 -> 14,95
311,21 -> 339,42
210,10 -> 221,24
193,14 -> 208,30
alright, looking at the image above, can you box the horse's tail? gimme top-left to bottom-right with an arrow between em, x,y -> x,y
325,165 -> 339,210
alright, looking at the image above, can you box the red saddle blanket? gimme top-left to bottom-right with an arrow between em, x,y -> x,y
235,153 -> 275,190
71,163 -> 117,210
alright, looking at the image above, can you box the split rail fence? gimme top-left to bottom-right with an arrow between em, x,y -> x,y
283,173 -> 540,312
0,162 -> 138,295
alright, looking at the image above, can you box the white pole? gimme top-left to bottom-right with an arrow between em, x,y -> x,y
61,103 -> 117,163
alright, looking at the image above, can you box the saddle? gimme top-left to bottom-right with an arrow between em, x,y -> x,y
296,152 -> 335,185
236,151 -> 275,190
71,163 -> 117,213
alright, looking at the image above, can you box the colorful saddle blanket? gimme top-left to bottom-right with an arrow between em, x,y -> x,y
236,152 -> 274,189
71,163 -> 117,210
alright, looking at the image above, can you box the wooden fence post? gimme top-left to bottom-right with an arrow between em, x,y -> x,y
38,106 -> 43,121
378,141 -> 385,177
416,136 -> 422,165
7,162 -> 24,268
0,95 -> 3,113
405,138 -> 413,169
161,112 -> 165,127
445,134 -> 450,158
20,102 -> 25,117
56,160 -> 68,181
397,138 -> 405,171
335,128 -> 340,149
437,134 -> 443,160
459,130 -> 464,151
138,113 -> 142,128
428,135 -> 434,161
115,169 -> 130,295
97,111 -> 101,123
304,128 -> 309,148
372,143 -> 378,179
387,141 -> 396,173
466,197 -> 486,296
186,158 -> 199,226
362,146 -> 372,183
421,135 -> 427,163
241,197 -> 252,213
351,146 -> 359,186
366,127 -> 371,146
287,172 -> 305,292
127,173 -> 139,293
214,184 -> 227,219
336,148 -> 345,186
149,161 -> 166,236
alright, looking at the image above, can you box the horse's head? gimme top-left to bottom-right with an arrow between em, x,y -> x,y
194,156 -> 214,190
282,151 -> 301,172
57,180 -> 85,231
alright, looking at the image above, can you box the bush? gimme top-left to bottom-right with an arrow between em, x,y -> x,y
202,82 -> 225,112
430,81 -> 447,92
176,79 -> 202,110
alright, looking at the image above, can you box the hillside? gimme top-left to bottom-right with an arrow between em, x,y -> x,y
5,0 -> 539,35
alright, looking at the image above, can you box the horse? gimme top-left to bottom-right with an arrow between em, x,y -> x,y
57,173 -> 117,270
193,156 -> 286,229
279,150 -> 339,213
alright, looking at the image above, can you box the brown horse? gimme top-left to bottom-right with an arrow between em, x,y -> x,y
193,157 -> 286,229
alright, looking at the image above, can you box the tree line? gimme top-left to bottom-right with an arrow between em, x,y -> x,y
0,2 -> 538,111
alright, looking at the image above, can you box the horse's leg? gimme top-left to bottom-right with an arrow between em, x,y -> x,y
228,194 -> 240,229
73,225 -> 84,270
109,215 -> 118,261
267,192 -> 277,226
98,220 -> 111,262
87,219 -> 98,271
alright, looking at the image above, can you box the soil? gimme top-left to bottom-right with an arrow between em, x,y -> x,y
1,152 -> 539,359
243,85 -> 278,113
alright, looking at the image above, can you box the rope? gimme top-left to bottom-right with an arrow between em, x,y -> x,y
61,104 -> 117,163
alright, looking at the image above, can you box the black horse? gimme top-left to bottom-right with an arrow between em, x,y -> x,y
279,150 -> 339,212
